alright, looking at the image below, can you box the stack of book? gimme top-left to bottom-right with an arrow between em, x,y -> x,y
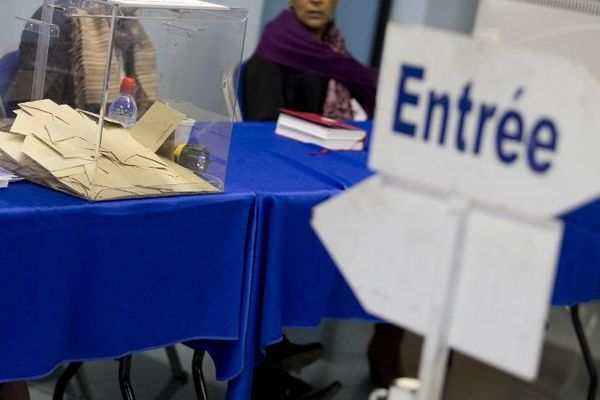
275,109 -> 366,151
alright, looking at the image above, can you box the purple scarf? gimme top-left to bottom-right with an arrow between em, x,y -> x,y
255,10 -> 377,118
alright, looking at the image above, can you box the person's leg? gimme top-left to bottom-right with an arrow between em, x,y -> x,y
252,335 -> 337,399
0,382 -> 30,400
368,323 -> 405,387
266,335 -> 324,372
252,362 -> 342,400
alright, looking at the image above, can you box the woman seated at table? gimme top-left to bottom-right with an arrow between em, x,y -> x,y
244,0 -> 405,398
244,0 -> 376,122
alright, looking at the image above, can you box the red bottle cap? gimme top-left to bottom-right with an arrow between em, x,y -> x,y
120,77 -> 137,95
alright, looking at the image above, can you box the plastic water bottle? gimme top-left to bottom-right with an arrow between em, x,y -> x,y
108,77 -> 138,128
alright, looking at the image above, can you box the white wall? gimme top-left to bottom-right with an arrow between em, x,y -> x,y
218,0 -> 264,59
392,0 -> 429,25
426,0 -> 479,33
392,0 -> 479,33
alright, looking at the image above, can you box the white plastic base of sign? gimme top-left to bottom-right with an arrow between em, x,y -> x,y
450,207 -> 562,380
312,175 -> 563,396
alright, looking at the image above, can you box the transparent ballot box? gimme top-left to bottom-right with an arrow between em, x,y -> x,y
0,0 -> 248,200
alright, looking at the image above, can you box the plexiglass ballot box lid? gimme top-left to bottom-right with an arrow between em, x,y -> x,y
0,0 -> 247,201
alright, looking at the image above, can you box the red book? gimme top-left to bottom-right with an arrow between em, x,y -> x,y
275,109 -> 366,151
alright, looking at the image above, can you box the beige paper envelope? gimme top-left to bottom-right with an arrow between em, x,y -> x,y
92,186 -> 165,201
20,99 -> 90,128
77,109 -> 129,128
119,154 -> 168,170
21,135 -> 94,173
65,173 -> 93,191
116,161 -> 202,191
9,110 -> 35,136
59,175 -> 92,198
10,112 -> 49,137
83,159 -> 133,190
118,164 -> 179,187
0,133 -> 49,178
60,136 -> 98,152
63,169 -> 163,200
52,166 -> 87,179
29,126 -> 95,160
161,182 -> 218,193
102,127 -> 145,160
58,105 -> 97,128
19,99 -> 62,113
19,101 -> 62,124
45,121 -> 98,147
18,101 -> 97,144
158,157 -> 218,192
130,102 -> 186,153
65,170 -> 129,201
0,131 -> 27,164
102,128 -> 167,169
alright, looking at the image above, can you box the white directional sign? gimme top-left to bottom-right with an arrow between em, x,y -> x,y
370,24 -> 600,218
312,176 -> 562,382
310,21 -> 600,400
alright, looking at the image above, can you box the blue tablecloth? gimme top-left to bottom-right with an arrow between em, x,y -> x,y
555,206 -> 600,305
1,122 -> 599,399
216,122 -> 376,399
227,122 -> 375,339
0,182 -> 257,384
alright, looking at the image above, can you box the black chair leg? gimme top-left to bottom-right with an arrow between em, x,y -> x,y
53,362 -> 83,400
569,305 -> 598,400
165,346 -> 188,382
192,350 -> 209,400
442,350 -> 455,399
118,356 -> 136,400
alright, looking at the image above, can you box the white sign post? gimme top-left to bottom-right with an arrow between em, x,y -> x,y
312,23 -> 600,400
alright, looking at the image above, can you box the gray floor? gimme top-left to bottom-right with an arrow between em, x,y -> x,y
25,304 -> 599,400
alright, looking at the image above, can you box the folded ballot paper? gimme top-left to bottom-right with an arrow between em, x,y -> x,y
275,109 -> 366,151
0,99 -> 218,200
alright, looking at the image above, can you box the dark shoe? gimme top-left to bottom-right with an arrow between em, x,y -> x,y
368,324 -> 405,387
252,363 -> 313,400
252,363 -> 341,400
267,336 -> 325,372
298,381 -> 342,400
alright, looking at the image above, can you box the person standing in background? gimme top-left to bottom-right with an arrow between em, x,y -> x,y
7,7 -> 158,115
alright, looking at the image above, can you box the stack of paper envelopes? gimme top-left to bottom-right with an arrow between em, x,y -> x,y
0,99 -> 218,200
